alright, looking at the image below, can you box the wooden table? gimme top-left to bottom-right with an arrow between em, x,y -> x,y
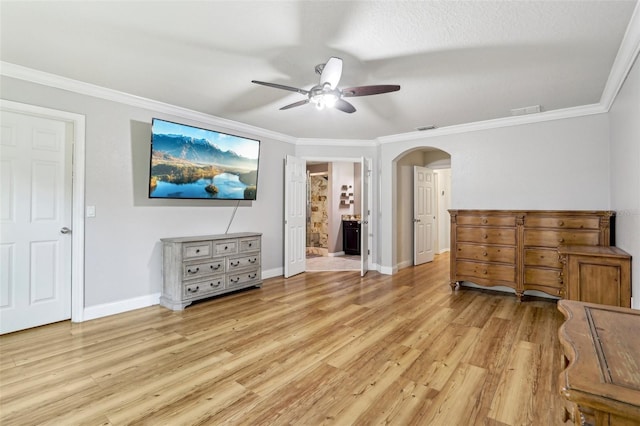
557,300 -> 640,425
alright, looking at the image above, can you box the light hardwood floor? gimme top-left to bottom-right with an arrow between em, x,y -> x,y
0,253 -> 567,425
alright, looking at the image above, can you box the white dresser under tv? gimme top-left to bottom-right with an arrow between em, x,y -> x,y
160,232 -> 262,311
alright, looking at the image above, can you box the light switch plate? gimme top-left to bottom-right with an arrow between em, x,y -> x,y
86,205 -> 96,217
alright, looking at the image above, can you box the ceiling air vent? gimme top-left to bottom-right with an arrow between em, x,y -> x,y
510,105 -> 541,116
416,125 -> 437,131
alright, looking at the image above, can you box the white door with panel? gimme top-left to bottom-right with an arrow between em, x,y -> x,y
360,157 -> 370,276
413,166 -> 435,265
0,111 -> 73,334
284,155 -> 306,278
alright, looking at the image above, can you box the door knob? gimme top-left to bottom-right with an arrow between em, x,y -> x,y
60,227 -> 72,234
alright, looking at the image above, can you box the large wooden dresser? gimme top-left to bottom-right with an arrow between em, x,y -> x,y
449,210 -> 614,300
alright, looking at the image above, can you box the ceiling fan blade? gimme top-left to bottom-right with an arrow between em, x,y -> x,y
251,80 -> 309,95
320,57 -> 343,89
335,99 -> 356,113
341,85 -> 401,97
280,99 -> 309,110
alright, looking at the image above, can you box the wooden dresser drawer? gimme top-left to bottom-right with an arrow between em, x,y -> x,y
457,227 -> 516,245
456,261 -> 516,283
239,237 -> 260,252
183,276 -> 225,299
524,248 -> 562,268
456,215 -> 516,227
524,267 -> 563,288
456,244 -> 516,264
183,242 -> 212,259
524,229 -> 600,248
228,269 -> 261,288
525,216 -> 600,229
183,259 -> 225,279
228,254 -> 260,271
214,240 -> 238,256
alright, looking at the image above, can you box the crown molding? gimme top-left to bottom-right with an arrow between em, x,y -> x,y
600,2 -> 640,111
0,61 -> 298,145
377,103 -> 606,144
296,138 -> 376,147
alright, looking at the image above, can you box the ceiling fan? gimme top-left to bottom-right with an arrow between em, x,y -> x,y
251,57 -> 400,113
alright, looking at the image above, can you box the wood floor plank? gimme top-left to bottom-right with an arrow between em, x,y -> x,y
0,253 -> 567,425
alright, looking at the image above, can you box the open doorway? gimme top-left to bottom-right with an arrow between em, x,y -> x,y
396,148 -> 452,269
306,161 -> 361,272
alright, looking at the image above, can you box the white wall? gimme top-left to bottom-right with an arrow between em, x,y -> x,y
378,114 -> 611,271
1,76 -> 294,310
609,58 -> 640,309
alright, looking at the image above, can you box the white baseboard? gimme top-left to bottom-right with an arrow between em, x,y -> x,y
396,260 -> 413,270
328,251 -> 345,257
82,293 -> 161,322
263,267 -> 283,279
379,265 -> 396,275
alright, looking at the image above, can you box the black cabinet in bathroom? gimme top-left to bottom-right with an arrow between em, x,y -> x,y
342,220 -> 361,255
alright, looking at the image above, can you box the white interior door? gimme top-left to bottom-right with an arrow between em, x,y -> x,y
284,155 -> 306,278
413,166 -> 435,265
1,110 -> 72,334
360,157 -> 369,276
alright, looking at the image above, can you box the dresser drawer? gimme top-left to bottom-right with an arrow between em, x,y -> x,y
456,244 -> 516,264
524,267 -> 563,288
239,237 -> 260,252
456,261 -> 516,283
457,227 -> 516,245
183,276 -> 225,298
227,254 -> 260,271
228,269 -> 261,288
524,230 -> 600,247
524,248 -> 562,268
525,216 -> 600,229
183,242 -> 212,259
183,259 -> 225,278
214,240 -> 238,255
456,215 -> 516,227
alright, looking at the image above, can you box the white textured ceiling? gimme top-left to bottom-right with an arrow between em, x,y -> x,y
1,1 -> 637,140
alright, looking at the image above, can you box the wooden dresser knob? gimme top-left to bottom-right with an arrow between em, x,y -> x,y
559,237 -> 565,243
558,220 -> 564,226
483,234 -> 488,239
482,252 -> 488,257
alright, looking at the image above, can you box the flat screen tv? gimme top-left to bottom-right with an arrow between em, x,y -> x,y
149,118 -> 260,200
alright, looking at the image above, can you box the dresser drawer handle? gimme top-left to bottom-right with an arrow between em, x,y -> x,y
482,218 -> 488,224
230,277 -> 240,283
558,220 -> 564,226
482,252 -> 488,257
248,242 -> 253,247
230,260 -> 240,267
187,267 -> 200,274
187,286 -> 199,293
210,282 -> 221,288
224,245 -> 228,250
211,264 -> 221,270
483,270 -> 488,275
248,258 -> 257,264
558,237 -> 565,243
483,234 -> 488,239
248,273 -> 257,279
196,249 -> 200,253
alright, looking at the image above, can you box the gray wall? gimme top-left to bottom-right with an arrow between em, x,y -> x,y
1,76 -> 293,308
